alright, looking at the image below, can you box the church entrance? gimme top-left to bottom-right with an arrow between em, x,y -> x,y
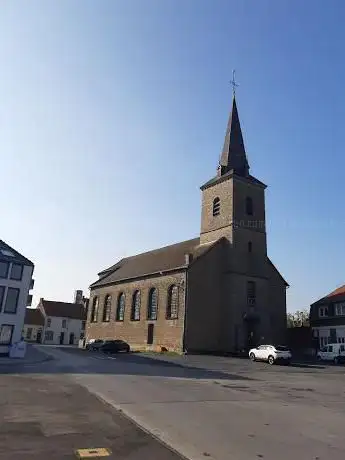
243,314 -> 260,350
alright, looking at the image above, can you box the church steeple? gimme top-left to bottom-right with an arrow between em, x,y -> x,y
218,95 -> 249,177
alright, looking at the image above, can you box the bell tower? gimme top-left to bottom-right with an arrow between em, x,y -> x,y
199,93 -> 268,276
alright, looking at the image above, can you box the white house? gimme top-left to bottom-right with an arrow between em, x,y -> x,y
0,240 -> 34,354
37,298 -> 86,345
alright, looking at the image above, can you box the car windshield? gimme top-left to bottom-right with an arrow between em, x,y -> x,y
275,346 -> 289,351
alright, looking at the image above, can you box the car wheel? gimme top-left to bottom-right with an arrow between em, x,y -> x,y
285,359 -> 291,366
316,355 -> 322,362
268,355 -> 275,365
334,356 -> 339,365
126,346 -> 130,353
249,353 -> 256,362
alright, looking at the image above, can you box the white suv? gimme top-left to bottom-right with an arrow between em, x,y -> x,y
249,345 -> 292,365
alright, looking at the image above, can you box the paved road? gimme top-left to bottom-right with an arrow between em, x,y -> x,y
0,347 -> 183,460
2,346 -> 345,460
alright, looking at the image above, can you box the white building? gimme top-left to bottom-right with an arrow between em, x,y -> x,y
37,298 -> 86,345
0,240 -> 34,354
310,284 -> 345,348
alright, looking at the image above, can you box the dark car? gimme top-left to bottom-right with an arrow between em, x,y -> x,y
100,340 -> 130,354
86,339 -> 105,351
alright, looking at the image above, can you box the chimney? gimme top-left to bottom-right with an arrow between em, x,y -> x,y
74,290 -> 83,304
184,253 -> 193,265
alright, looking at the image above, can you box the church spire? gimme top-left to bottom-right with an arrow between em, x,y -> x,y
218,93 -> 250,177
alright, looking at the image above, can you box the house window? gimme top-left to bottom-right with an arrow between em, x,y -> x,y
0,286 -> 5,311
4,288 -> 20,314
26,328 -> 33,339
335,303 -> 345,316
0,261 -> 9,279
91,297 -> 99,322
131,290 -> 141,321
62,319 -> 67,328
102,295 -> 112,322
247,281 -> 256,306
147,288 -> 158,320
248,241 -> 252,253
212,197 -> 220,216
46,317 -> 51,327
319,306 -> 328,317
167,285 -> 179,319
0,324 -> 14,345
116,293 -> 125,321
245,196 -> 253,216
10,263 -> 23,281
45,330 -> 54,341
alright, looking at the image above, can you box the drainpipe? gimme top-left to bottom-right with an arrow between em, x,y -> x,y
182,254 -> 190,354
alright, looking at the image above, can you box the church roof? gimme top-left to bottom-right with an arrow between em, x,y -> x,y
90,237 -> 217,289
91,237 -> 287,289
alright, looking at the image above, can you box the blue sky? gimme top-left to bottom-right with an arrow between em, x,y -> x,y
1,0 -> 344,310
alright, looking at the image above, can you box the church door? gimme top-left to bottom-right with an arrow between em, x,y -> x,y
147,324 -> 154,345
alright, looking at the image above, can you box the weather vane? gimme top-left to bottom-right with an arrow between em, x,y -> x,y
230,70 -> 238,96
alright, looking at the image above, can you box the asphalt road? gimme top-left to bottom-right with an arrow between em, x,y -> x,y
2,346 -> 345,460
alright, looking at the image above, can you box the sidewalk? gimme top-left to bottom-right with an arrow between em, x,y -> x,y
0,344 -> 53,366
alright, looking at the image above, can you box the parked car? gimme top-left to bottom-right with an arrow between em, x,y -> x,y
316,343 -> 345,364
86,339 -> 105,351
249,344 -> 292,365
99,340 -> 130,354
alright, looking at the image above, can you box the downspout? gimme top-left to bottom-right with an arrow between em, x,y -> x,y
182,254 -> 190,354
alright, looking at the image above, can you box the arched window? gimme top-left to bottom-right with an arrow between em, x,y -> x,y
102,294 -> 111,322
91,297 -> 99,323
246,196 -> 253,216
131,290 -> 141,321
147,288 -> 158,320
213,197 -> 220,216
166,285 -> 179,319
116,293 -> 125,321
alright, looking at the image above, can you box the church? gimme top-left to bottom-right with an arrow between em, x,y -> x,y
85,94 -> 288,353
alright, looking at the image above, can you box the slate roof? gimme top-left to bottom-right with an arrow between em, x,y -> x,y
25,308 -> 45,326
91,237 -> 217,289
0,240 -> 34,266
40,300 -> 86,320
91,237 -> 288,289
201,171 -> 266,191
311,284 -> 345,305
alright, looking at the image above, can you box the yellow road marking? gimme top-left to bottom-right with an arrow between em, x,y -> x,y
75,447 -> 111,458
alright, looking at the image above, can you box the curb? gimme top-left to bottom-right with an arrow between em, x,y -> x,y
0,354 -> 54,366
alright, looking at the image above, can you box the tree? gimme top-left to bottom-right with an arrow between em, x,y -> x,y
287,309 -> 309,328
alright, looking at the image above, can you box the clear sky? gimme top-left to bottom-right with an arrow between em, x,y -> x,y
1,0 -> 344,311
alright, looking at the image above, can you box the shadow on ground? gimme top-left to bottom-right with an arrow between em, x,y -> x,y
0,347 -> 256,381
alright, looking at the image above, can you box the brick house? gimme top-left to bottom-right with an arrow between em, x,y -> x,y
310,284 -> 345,347
86,95 -> 288,353
23,308 -> 45,343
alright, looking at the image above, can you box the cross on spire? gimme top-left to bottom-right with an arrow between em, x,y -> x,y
230,70 -> 238,96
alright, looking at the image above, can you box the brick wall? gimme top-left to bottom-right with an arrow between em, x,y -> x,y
86,271 -> 186,352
